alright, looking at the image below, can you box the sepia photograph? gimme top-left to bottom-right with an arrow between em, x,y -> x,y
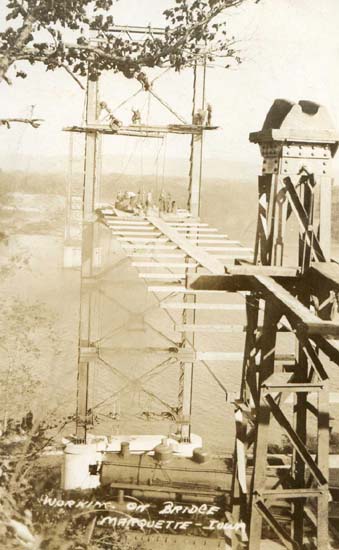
1,0 -> 339,548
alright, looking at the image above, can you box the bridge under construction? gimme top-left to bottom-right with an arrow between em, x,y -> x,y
61,26 -> 339,550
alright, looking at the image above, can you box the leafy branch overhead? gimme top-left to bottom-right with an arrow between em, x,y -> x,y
0,0 -> 259,84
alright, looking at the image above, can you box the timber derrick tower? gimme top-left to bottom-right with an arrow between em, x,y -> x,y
188,99 -> 339,549
237,100 -> 339,549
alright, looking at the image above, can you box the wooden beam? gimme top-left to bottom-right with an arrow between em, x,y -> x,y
169,222 -> 209,227
147,215 -> 225,274
175,324 -> 290,334
139,273 -> 186,280
186,238 -> 239,244
215,254 -> 254,260
284,392 -> 339,404
176,227 -> 219,233
107,221 -> 149,226
307,262 -> 339,293
264,393 -> 327,486
188,274 -> 252,292
255,275 -> 339,336
262,373 -> 323,392
129,253 -> 185,258
161,303 -> 246,311
187,274 -> 339,336
310,334 -> 339,365
226,265 -> 300,277
65,123 -> 216,136
132,262 -> 197,268
254,499 -> 300,550
202,246 -> 253,252
197,351 -> 243,361
147,285 -> 224,294
175,324 -> 247,333
117,237 -> 169,242
112,231 -> 161,236
122,244 -> 178,250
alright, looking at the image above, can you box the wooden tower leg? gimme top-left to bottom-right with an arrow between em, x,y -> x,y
230,294 -> 260,547
248,302 -> 280,548
231,100 -> 338,548
188,60 -> 206,218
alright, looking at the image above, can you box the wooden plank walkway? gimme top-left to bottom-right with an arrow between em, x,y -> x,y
100,209 -> 254,364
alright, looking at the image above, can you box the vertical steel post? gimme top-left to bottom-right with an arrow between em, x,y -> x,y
188,59 -> 206,218
76,77 -> 99,442
177,60 -> 206,442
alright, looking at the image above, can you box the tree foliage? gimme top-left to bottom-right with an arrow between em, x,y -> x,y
0,0 -> 259,84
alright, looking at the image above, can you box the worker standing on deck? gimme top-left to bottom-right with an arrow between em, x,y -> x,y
145,191 -> 153,213
165,192 -> 172,213
207,103 -> 212,126
158,191 -> 165,213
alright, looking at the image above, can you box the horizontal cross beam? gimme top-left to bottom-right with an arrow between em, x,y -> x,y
187,273 -> 339,336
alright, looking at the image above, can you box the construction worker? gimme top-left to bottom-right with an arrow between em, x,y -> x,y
207,103 -> 212,126
193,108 -> 206,125
108,114 -> 122,132
99,101 -> 122,132
131,108 -> 141,124
146,191 -> 153,212
137,71 -> 151,91
165,192 -> 172,213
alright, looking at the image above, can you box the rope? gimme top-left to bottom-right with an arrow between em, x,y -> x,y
150,67 -> 172,85
109,139 -> 141,188
161,134 -> 168,197
148,89 -> 187,124
154,138 -> 164,202
103,88 -> 143,118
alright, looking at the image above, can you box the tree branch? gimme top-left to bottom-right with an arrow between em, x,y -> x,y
0,118 -> 43,128
61,64 -> 85,89
0,13 -> 35,83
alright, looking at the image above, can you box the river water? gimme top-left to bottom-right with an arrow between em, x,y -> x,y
1,191 -> 339,454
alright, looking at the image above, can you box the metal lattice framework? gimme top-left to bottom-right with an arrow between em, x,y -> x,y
187,99 -> 339,549
65,30 -> 224,443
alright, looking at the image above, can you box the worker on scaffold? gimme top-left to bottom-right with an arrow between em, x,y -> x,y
193,108 -> 206,125
99,101 -> 122,132
137,71 -> 151,91
207,103 -> 212,126
131,108 -> 141,125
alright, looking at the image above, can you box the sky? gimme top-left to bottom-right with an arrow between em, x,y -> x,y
1,0 -> 339,177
